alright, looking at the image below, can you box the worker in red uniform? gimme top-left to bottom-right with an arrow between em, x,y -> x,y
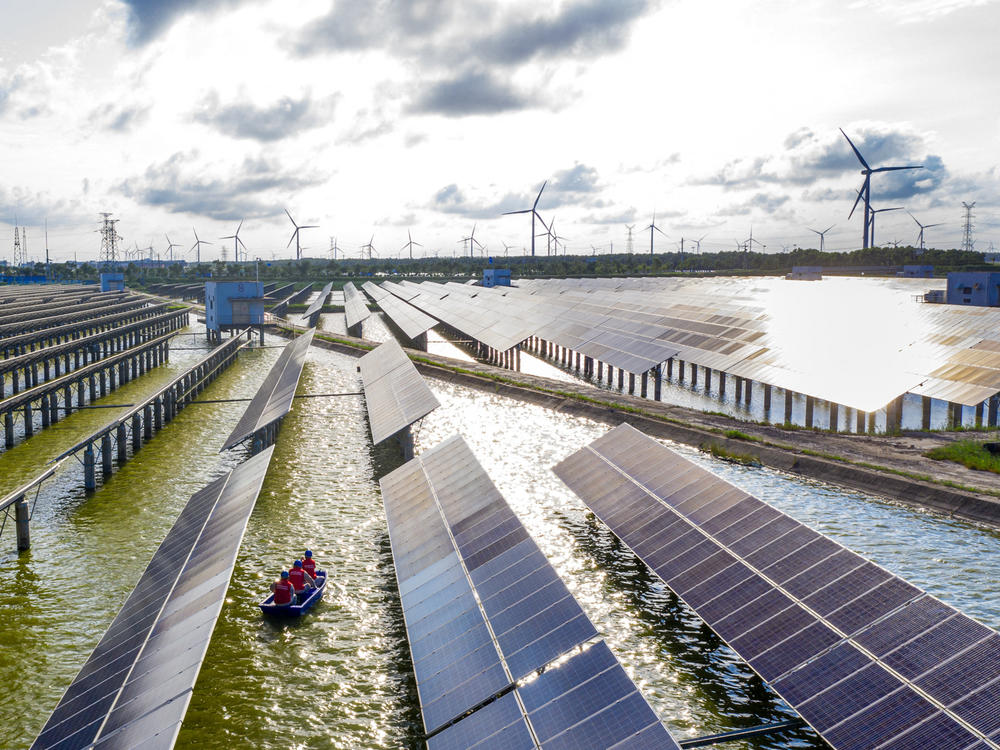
269,570 -> 295,607
301,550 -> 318,579
287,559 -> 316,603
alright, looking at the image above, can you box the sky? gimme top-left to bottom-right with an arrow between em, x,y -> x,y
1,0 -> 999,263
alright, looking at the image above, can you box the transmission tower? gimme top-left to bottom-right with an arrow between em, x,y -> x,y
625,224 -> 635,255
98,212 -> 122,264
961,201 -> 976,253
12,224 -> 24,267
329,236 -> 339,260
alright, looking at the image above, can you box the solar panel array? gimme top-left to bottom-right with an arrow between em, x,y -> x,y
343,281 -> 371,330
300,281 -> 333,322
358,339 -> 440,444
554,423 -> 1000,750
221,329 -> 314,450
380,434 -> 678,748
32,446 -> 275,750
361,281 -> 438,341
381,276 -> 1000,411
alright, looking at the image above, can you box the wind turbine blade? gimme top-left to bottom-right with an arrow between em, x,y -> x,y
236,219 -> 244,233
287,231 -> 297,248
285,208 -> 296,227
302,224 -> 318,229
908,211 -> 921,226
872,165 -> 923,172
533,181 -> 547,210
926,223 -> 944,228
839,128 -> 870,170
808,227 -> 820,235
654,226 -> 668,237
824,224 -> 835,234
414,241 -> 423,246
848,185 -> 865,219
502,209 -> 532,216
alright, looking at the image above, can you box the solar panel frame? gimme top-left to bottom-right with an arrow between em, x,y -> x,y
359,339 -> 441,444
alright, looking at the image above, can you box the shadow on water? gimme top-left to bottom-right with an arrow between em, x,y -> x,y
375,530 -> 425,749
570,513 -> 829,749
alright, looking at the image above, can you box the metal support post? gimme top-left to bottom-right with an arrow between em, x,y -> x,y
84,443 -> 96,491
690,362 -> 698,388
143,405 -> 153,440
24,402 -> 33,436
117,424 -> 127,463
4,411 -> 13,448
15,496 -> 30,551
654,364 -> 662,401
641,371 -> 648,398
763,384 -> 772,420
132,414 -> 141,452
101,433 -> 113,478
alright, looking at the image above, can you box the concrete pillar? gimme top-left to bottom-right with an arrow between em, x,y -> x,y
64,385 -> 73,414
132,414 -> 142,452
735,377 -> 743,403
100,372 -> 107,398
784,390 -> 793,424
84,443 -> 96,491
41,400 -> 50,428
101,433 -> 113,479
15,497 -> 30,551
745,380 -> 753,406
641,371 -> 648,398
89,376 -> 96,402
805,397 -> 814,428
24,402 -> 33,436
4,411 -> 13,448
515,345 -> 521,372
922,396 -> 932,430
829,402 -> 839,432
719,371 -> 726,397
11,371 -> 19,394
154,397 -> 162,431
666,358 -> 673,379
618,369 -> 624,390
575,351 -> 581,372
143,405 -> 153,440
654,364 -> 662,401
989,396 -> 999,428
597,361 -> 604,380
763,384 -> 772,420
117,424 -> 127,463
678,360 -> 685,383
704,367 -> 712,393
49,393 -> 58,424
628,373 -> 635,394
690,362 -> 698,388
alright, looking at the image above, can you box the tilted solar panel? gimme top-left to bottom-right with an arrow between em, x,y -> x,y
221,329 -> 314,451
32,447 -> 275,750
380,435 -> 678,748
300,281 -> 333,321
359,339 -> 440,444
343,281 -> 371,329
554,423 -> 1000,750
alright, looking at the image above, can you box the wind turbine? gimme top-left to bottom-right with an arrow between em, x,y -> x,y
908,212 -> 943,253
550,218 -> 568,255
400,229 -> 422,259
165,234 -> 181,262
841,128 -> 923,249
329,236 -> 340,260
220,220 -> 248,263
644,212 -> 667,255
807,224 -> 835,252
285,209 -> 317,261
869,206 -> 903,248
361,235 -> 376,260
691,234 -> 707,253
190,228 -> 212,263
461,224 -> 484,257
502,181 -> 546,257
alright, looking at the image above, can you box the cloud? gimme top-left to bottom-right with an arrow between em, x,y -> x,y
716,192 -> 790,217
89,102 -> 150,132
293,0 -> 654,69
429,163 -> 606,218
411,70 -> 531,116
119,0 -> 240,45
192,92 -> 336,142
117,150 -> 326,220
0,185 -> 86,227
689,124 -> 948,203
581,207 -> 639,224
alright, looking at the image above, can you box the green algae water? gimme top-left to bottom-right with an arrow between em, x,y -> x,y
2,324 -> 1000,749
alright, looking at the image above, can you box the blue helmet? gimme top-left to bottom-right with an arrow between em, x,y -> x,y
304,550 -> 313,558
280,570 -> 289,579
293,559 -> 303,567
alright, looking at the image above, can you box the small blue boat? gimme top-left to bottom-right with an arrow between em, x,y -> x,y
259,571 -> 327,617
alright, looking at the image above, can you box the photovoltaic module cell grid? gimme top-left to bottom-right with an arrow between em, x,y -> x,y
31,447 -> 275,750
359,339 -> 440,445
553,423 -> 1000,750
343,281 -> 371,329
221,329 -> 314,451
379,435 -> 678,747
359,281 -> 438,341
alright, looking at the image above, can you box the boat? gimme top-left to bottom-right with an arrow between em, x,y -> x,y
259,570 -> 327,617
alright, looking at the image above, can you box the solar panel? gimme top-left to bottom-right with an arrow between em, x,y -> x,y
554,423 -> 1000,750
343,282 -> 371,330
300,281 -> 333,322
380,435 -> 678,747
361,281 -> 438,341
221,329 -> 313,451
31,447 -> 275,750
358,339 -> 440,444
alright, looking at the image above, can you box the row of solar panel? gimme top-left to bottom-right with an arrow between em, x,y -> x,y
362,282 -> 438,341
300,282 -> 334,321
554,423 -> 1000,750
221,329 -> 315,450
343,282 -> 372,329
32,447 -> 276,750
379,434 -> 678,747
358,339 -> 441,444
